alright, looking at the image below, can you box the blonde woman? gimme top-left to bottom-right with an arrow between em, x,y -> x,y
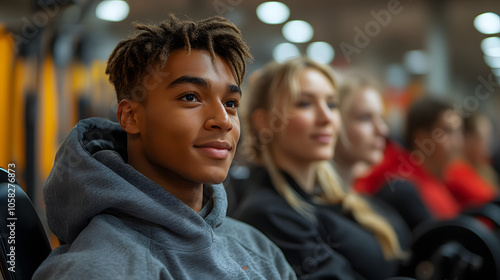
333,73 -> 389,186
232,58 -> 410,280
334,73 -> 432,230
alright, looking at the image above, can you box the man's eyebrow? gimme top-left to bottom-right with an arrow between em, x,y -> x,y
228,84 -> 242,96
167,75 -> 241,96
167,75 -> 210,89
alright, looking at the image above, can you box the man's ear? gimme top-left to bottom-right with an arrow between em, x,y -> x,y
117,99 -> 141,134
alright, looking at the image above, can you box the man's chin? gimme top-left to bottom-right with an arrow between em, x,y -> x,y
204,179 -> 226,185
200,172 -> 228,185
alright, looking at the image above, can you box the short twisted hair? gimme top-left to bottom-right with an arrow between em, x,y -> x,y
106,14 -> 252,101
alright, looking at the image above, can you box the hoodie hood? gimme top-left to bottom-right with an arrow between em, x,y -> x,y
44,117 -> 227,246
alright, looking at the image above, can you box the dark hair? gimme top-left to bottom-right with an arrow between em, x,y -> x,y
463,112 -> 487,135
404,97 -> 454,149
106,14 -> 252,101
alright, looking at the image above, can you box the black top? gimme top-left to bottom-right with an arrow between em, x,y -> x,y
232,166 -> 411,280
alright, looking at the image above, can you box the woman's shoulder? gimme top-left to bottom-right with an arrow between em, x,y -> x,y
227,165 -> 288,213
229,170 -> 313,232
234,184 -> 292,217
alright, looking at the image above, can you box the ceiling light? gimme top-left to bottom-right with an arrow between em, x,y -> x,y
484,55 -> 500,68
96,0 -> 129,22
481,37 -> 500,57
282,20 -> 313,43
404,50 -> 428,74
273,43 -> 300,63
306,42 -> 335,64
256,2 -> 290,25
474,12 -> 500,34
386,64 -> 408,89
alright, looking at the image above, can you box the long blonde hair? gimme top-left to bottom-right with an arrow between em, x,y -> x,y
240,58 -> 405,260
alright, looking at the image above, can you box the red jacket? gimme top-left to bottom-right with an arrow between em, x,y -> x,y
355,140 -> 460,220
444,159 -> 497,209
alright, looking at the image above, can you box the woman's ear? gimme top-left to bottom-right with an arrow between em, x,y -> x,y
117,99 -> 141,134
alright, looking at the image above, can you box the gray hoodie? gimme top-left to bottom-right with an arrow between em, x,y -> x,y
33,118 -> 296,280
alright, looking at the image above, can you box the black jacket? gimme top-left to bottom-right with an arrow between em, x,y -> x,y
232,166 -> 411,280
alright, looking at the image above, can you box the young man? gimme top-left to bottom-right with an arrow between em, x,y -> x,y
33,15 -> 296,279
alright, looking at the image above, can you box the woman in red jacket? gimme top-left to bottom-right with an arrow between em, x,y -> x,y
444,112 -> 498,209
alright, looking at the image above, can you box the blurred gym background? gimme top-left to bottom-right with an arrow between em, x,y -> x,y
0,0 -> 499,222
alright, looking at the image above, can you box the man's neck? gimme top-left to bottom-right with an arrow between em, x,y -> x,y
422,159 -> 444,179
128,148 -> 204,213
164,184 -> 204,213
